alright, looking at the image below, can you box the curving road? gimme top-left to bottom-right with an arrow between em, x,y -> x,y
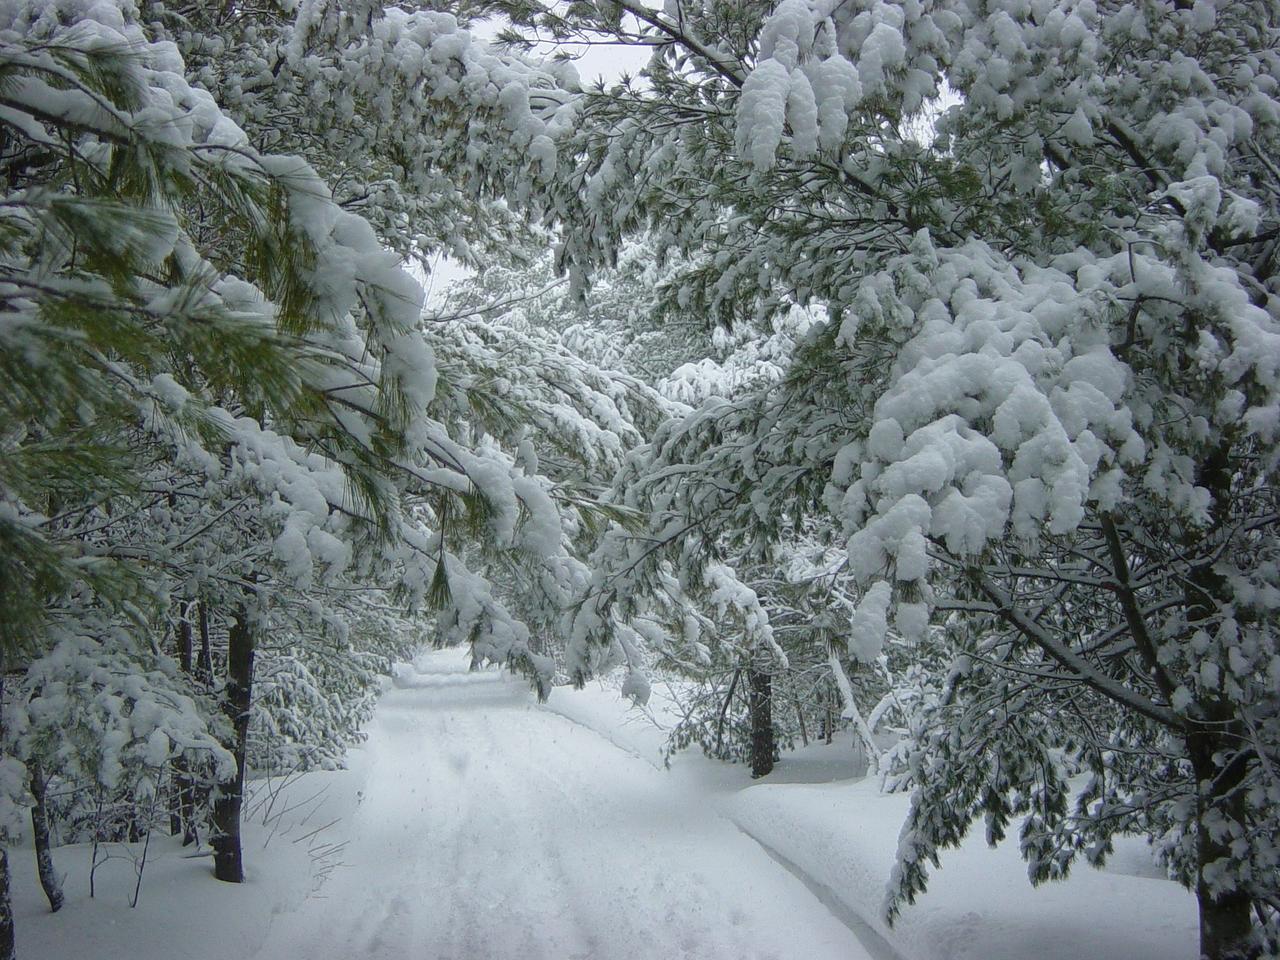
250,655 -> 875,960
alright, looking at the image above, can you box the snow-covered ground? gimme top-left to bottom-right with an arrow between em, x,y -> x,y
15,649 -> 1198,959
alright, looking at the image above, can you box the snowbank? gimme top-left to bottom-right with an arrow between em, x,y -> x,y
542,672 -> 1200,960
725,775 -> 1198,960
12,656 -> 1200,960
13,748 -> 370,960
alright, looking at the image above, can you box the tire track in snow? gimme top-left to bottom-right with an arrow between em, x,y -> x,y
538,690 -> 905,960
251,662 -> 880,960
730,821 -> 906,960
536,699 -> 665,770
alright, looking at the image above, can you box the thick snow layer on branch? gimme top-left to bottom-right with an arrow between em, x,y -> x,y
736,59 -> 790,169
704,562 -> 787,666
826,235 -> 1166,657
848,580 -> 892,662
736,0 -> 943,167
17,635 -> 235,794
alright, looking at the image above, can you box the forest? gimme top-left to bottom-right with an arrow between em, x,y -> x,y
0,1 -> 1277,958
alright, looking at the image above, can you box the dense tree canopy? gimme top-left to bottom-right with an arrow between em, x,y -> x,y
0,1 -> 1277,959
472,1 -> 1280,956
0,0 -> 649,944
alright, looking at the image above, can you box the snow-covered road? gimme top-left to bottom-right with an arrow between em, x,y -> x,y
248,655 -> 877,960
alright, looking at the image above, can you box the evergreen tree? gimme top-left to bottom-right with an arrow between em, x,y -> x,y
0,1 -> 631,944
466,1 -> 1280,954
3,1 -> 1277,957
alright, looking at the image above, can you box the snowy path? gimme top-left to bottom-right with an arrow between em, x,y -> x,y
248,656 -> 876,960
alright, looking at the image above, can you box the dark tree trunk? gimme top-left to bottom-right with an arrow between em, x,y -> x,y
822,686 -> 835,744
168,783 -> 181,838
0,670 -> 14,960
747,668 -> 774,778
1180,443 -> 1259,960
211,608 -> 255,883
177,605 -> 193,676
1189,728 -> 1257,960
29,761 -> 63,912
172,603 -> 200,844
195,600 -> 213,688
0,847 -> 13,960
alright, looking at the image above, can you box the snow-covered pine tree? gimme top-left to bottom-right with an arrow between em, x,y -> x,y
441,209 -> 908,782
145,0 -> 538,275
440,236 -> 712,386
0,0 -> 445,899
138,0 -> 663,692
564,300 -> 881,776
463,1 -> 1280,955
0,0 -> 622,934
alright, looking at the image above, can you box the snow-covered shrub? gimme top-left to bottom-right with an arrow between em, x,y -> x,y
6,635 -> 233,842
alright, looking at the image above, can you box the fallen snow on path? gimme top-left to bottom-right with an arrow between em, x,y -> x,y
536,667 -> 1199,960
726,782 -> 1197,960
244,653 -> 873,960
14,649 -> 1198,960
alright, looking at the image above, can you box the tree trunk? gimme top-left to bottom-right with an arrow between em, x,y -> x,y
1181,443 -> 1259,959
822,686 -> 835,744
0,847 -> 13,960
168,790 -> 181,838
1189,727 -> 1258,960
0,670 -> 14,960
172,603 -> 199,844
746,668 -> 774,778
195,600 -> 213,688
29,761 -> 63,912
177,604 -> 193,676
211,608 -> 254,883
